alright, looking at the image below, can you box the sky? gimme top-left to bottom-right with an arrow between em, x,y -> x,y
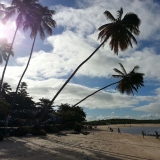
0,0 -> 160,121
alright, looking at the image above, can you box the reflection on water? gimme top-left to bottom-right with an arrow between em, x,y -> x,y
117,126 -> 160,136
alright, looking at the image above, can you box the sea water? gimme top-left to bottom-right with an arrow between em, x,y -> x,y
119,126 -> 160,136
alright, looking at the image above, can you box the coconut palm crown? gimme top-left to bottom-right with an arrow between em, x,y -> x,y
22,6 -> 56,39
3,0 -> 42,27
112,63 -> 144,95
98,8 -> 141,54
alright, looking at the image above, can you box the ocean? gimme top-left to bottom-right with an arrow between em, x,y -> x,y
118,126 -> 160,136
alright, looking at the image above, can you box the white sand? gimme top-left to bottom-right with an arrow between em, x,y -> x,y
0,124 -> 160,160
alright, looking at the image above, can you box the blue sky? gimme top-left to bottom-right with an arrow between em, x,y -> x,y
1,0 -> 160,120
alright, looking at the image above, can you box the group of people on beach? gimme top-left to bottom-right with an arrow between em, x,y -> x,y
108,126 -> 121,134
108,126 -> 159,139
142,130 -> 159,139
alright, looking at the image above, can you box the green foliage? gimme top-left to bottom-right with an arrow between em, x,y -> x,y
31,129 -> 46,136
0,98 -> 10,112
74,123 -> 82,132
57,104 -> 86,125
0,128 -> 5,135
43,125 -> 59,133
12,126 -> 46,136
13,126 -> 32,137
0,132 -> 4,141
0,98 -> 10,119
55,124 -> 64,131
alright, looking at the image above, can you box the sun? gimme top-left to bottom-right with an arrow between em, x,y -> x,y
0,22 -> 16,40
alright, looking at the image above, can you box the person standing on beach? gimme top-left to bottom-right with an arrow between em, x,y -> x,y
155,131 -> 159,139
118,128 -> 121,134
142,131 -> 145,138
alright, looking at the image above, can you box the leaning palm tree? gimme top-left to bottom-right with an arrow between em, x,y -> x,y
0,0 -> 43,92
73,63 -> 144,107
48,8 -> 141,107
12,6 -> 56,108
0,38 -> 14,65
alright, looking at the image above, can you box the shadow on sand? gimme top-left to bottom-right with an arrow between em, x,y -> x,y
0,135 -> 153,160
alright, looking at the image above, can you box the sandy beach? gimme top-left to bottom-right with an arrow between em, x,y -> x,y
0,124 -> 160,160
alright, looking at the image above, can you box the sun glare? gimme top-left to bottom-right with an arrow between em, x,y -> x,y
0,22 -> 15,41
0,24 -> 6,38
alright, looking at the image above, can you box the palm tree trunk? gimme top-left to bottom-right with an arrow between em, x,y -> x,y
11,34 -> 37,109
38,40 -> 105,124
72,80 -> 121,107
50,41 -> 106,104
0,26 -> 19,92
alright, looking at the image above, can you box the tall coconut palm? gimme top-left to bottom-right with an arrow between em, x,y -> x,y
12,6 -> 56,108
0,38 -> 14,65
73,63 -> 144,107
0,0 -> 43,92
48,8 -> 141,108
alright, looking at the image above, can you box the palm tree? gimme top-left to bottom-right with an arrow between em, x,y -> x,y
0,38 -> 14,65
73,63 -> 144,107
12,6 -> 56,108
48,8 -> 141,107
1,82 -> 12,95
1,81 -> 12,103
18,82 -> 28,97
98,8 -> 140,54
0,0 -> 42,92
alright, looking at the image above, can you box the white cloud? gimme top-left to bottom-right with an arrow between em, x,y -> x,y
138,113 -> 160,120
133,101 -> 160,113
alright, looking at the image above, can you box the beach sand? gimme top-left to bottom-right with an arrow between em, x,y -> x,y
0,124 -> 160,160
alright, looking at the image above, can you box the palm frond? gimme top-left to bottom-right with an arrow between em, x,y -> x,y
117,7 -> 123,20
122,13 -> 141,28
112,74 -> 124,78
113,68 -> 125,76
130,65 -> 139,73
98,23 -> 112,31
104,10 -> 116,22
3,8 -> 16,24
119,63 -> 127,75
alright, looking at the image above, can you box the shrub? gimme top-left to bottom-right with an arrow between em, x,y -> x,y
13,126 -> 32,137
74,123 -> 82,132
55,124 -> 64,131
43,125 -> 59,133
0,128 -> 5,135
0,132 -> 4,141
31,129 -> 46,136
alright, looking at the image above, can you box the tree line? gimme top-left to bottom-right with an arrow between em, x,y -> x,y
0,80 -> 86,126
83,119 -> 160,126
